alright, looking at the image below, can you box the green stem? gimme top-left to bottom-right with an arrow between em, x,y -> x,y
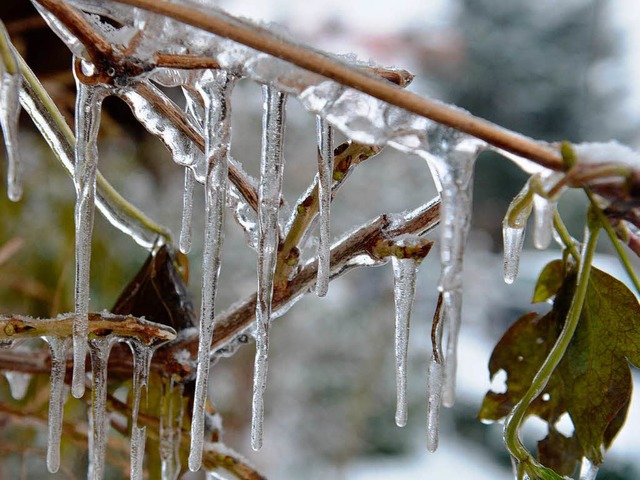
553,211 -> 580,261
504,216 -> 600,464
584,189 -> 640,296
17,52 -> 172,248
0,21 -> 18,74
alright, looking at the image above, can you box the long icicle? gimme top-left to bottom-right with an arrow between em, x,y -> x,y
189,70 -> 235,472
72,64 -> 107,399
0,21 -> 22,202
315,116 -> 333,297
502,180 -> 533,284
128,339 -> 155,480
391,255 -> 418,427
179,167 -> 195,254
88,337 -> 115,480
424,135 -> 480,409
160,378 -> 185,480
45,336 -> 72,474
252,86 -> 287,451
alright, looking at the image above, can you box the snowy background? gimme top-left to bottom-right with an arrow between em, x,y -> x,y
1,0 -> 640,479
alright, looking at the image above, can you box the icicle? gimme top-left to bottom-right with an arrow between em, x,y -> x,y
532,194 -> 554,250
179,167 -> 195,254
252,86 -> 287,451
423,131 -> 481,408
128,340 -> 155,480
72,66 -> 107,399
45,336 -> 71,474
532,172 -> 562,250
579,457 -> 599,480
315,116 -> 333,297
88,337 -> 115,480
0,23 -> 22,202
4,371 -> 31,400
189,70 -> 235,472
426,358 -> 443,452
502,181 -> 533,285
160,378 -> 184,480
391,255 -> 418,427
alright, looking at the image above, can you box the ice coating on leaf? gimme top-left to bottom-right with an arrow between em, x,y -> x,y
44,336 -> 71,474
189,70 -> 235,472
180,167 -> 195,254
426,358 -> 443,452
315,116 -> 333,297
4,371 -> 31,400
30,1 -> 85,57
579,457 -> 599,480
391,255 -> 418,427
128,339 -> 155,480
502,181 -> 533,284
72,73 -> 107,399
88,337 -> 115,480
0,29 -> 23,202
251,86 -> 287,451
503,226 -> 526,285
160,379 -> 184,480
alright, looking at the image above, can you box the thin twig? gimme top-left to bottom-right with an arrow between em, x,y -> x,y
153,198 -> 441,374
112,0 -> 563,170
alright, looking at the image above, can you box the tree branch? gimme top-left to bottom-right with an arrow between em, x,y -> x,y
111,0 -> 563,171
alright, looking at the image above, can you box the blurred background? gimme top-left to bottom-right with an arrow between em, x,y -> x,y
1,0 -> 640,478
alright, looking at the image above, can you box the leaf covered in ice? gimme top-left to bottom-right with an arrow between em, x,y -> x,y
112,244 -> 196,333
479,262 -> 640,471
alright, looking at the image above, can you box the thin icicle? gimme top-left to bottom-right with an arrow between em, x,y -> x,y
315,116 -> 333,297
160,378 -> 184,480
189,70 -> 235,472
45,336 -> 71,474
579,457 -> 599,480
72,67 -> 107,399
4,371 -> 31,400
0,22 -> 22,202
532,172 -> 562,250
391,255 -> 418,427
252,86 -> 287,451
128,340 -> 155,480
426,358 -> 443,452
532,194 -> 555,250
88,337 -> 115,480
502,181 -> 533,285
179,167 -> 195,254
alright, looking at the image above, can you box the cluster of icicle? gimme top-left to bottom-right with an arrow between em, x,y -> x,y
0,317 -> 161,480
0,0 -> 580,476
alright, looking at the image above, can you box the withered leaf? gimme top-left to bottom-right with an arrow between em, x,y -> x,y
479,262 -> 640,468
112,244 -> 196,332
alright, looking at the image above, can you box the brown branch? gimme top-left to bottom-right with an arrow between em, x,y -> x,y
153,198 -> 441,373
154,53 -> 221,70
33,0 -> 113,66
0,313 -> 176,345
111,0 -> 563,171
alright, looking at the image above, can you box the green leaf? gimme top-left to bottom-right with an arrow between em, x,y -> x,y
532,260 -> 564,303
479,265 -> 640,468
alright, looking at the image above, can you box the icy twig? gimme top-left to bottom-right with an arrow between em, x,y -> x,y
159,199 -> 441,367
0,313 -> 176,343
113,0 -> 562,170
17,52 -> 171,248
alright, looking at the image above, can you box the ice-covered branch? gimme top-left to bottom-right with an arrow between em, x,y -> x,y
111,0 -> 563,171
157,199 -> 441,369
